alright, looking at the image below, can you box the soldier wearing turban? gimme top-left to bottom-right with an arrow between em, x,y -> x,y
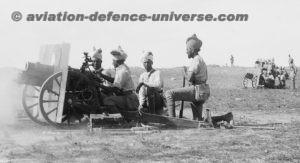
91,48 -> 114,95
99,46 -> 139,112
92,48 -> 103,71
165,34 -> 209,120
111,46 -> 128,61
136,51 -> 164,114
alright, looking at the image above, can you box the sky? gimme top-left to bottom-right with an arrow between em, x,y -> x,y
0,0 -> 299,70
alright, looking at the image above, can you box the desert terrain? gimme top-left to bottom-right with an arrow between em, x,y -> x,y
0,66 -> 299,162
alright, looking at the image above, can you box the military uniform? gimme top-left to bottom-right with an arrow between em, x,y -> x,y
103,47 -> 139,111
138,52 -> 163,107
92,48 -> 113,92
139,70 -> 163,103
165,34 -> 210,120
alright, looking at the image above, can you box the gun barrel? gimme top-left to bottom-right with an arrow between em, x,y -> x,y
18,62 -> 55,86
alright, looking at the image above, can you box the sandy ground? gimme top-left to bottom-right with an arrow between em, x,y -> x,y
0,113 -> 299,163
0,66 -> 299,162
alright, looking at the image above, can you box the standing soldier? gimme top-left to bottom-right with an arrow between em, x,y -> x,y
99,46 -> 139,112
136,51 -> 164,114
289,59 -> 297,89
165,34 -> 210,120
288,54 -> 293,65
230,55 -> 234,67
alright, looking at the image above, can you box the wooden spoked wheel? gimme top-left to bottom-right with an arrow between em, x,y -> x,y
251,75 -> 258,88
39,71 -> 99,128
243,77 -> 251,88
22,85 -> 47,125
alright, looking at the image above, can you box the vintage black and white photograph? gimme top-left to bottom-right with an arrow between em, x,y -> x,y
0,0 -> 299,162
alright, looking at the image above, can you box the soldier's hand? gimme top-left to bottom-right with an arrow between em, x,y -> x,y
94,68 -> 104,74
183,66 -> 187,72
92,75 -> 104,84
182,66 -> 188,78
109,87 -> 122,94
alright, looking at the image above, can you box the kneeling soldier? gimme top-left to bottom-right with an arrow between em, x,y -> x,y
165,34 -> 210,121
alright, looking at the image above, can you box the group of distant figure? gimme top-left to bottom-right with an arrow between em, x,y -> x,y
254,55 -> 297,89
233,54 -> 297,89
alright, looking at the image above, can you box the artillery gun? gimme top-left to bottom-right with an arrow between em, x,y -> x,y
18,52 -> 111,128
18,44 -> 219,129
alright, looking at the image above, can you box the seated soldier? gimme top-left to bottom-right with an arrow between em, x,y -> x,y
136,51 -> 164,114
98,46 -> 139,113
92,48 -> 113,95
259,68 -> 275,88
265,73 -> 275,88
258,68 -> 268,86
91,48 -> 103,72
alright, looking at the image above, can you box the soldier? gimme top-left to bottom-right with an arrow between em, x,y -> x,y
99,46 -> 139,112
91,48 -> 103,71
288,54 -> 293,65
289,59 -> 297,89
92,48 -> 113,93
278,67 -> 287,88
230,55 -> 234,67
266,59 -> 273,74
165,34 -> 210,120
136,51 -> 164,114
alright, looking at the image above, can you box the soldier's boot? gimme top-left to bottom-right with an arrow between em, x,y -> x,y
167,107 -> 176,117
166,102 -> 176,117
190,103 -> 197,120
203,109 -> 213,127
191,102 -> 203,121
165,91 -> 176,117
211,112 -> 234,126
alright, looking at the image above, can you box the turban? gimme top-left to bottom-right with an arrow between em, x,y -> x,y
186,34 -> 202,50
141,51 -> 153,62
111,46 -> 127,61
92,48 -> 102,60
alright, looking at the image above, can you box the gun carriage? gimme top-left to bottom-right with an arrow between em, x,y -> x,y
18,52 -> 113,128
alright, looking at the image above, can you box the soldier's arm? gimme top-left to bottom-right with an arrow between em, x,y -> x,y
186,71 -> 195,84
96,83 -> 122,94
183,66 -> 195,84
99,72 -> 114,83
